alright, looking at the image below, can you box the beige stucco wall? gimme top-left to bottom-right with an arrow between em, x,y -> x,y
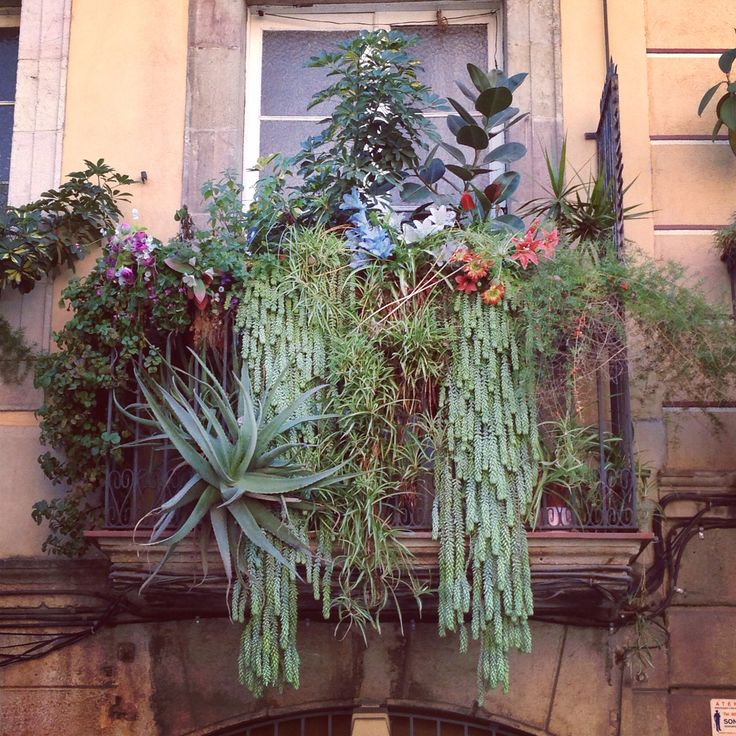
53,0 -> 190,334
0,0 -> 190,558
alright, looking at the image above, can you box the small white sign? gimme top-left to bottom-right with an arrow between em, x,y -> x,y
711,699 -> 736,734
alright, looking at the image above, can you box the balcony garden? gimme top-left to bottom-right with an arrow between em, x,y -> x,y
14,32 -> 736,702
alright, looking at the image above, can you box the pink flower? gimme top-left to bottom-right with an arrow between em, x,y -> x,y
510,245 -> 539,270
116,266 -> 135,286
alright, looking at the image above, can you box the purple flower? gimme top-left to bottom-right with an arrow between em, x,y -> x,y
116,266 -> 135,286
105,267 -> 116,280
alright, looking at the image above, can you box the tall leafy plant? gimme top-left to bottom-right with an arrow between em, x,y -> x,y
125,351 -> 347,694
288,30 -> 444,226
0,159 -> 133,383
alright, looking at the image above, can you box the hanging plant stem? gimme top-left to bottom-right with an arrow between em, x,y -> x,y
434,293 -> 537,697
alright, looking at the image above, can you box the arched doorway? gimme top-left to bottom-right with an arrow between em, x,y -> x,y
207,707 -> 537,736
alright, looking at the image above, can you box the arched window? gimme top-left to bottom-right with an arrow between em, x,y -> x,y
207,707 -> 535,736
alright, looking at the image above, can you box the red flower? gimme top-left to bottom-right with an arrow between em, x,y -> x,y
619,281 -> 629,291
510,245 -> 539,270
455,274 -> 479,293
460,192 -> 475,211
481,281 -> 505,306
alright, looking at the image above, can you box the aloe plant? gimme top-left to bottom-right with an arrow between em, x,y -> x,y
124,352 -> 346,587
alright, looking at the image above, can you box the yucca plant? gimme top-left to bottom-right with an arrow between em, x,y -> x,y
122,351 -> 347,588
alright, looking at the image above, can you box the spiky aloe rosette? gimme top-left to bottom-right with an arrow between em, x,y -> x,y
125,351 -> 346,696
433,292 -> 537,696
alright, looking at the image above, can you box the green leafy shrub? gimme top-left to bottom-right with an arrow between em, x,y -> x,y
0,160 -> 133,383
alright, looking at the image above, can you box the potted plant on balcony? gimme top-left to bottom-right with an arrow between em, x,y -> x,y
530,417 -> 621,529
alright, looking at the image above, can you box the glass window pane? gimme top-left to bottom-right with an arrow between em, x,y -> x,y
392,25 -> 488,104
261,30 -> 357,116
390,717 -> 411,736
259,119 -> 322,160
0,105 -> 14,207
331,714 -> 352,736
0,27 -> 19,101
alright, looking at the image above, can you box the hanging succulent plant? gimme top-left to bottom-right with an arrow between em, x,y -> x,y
433,292 -> 537,696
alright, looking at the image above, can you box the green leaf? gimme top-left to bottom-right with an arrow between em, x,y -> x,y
506,72 -> 528,92
699,82 -> 725,115
209,505 -> 232,582
475,87 -> 513,118
492,171 -> 521,203
729,128 -> 736,156
467,63 -> 490,92
447,97 -> 476,126
159,473 -> 206,511
418,158 -> 446,185
227,499 -> 293,571
438,141 -> 467,164
718,48 -> 736,74
455,80 -> 477,102
255,383 -> 327,457
401,182 -> 432,203
717,94 -> 736,129
139,543 -> 179,595
492,213 -> 525,230
163,258 -> 190,274
456,125 -> 489,150
447,115 -> 466,136
483,142 -> 526,164
150,485 -> 219,547
221,463 -> 346,505
712,118 -> 724,139
244,499 -> 307,551
446,164 -> 475,181
137,379 -> 220,487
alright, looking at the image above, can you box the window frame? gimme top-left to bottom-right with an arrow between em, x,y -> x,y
242,2 -> 503,201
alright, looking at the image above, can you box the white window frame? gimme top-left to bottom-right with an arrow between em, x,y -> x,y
243,2 -> 502,201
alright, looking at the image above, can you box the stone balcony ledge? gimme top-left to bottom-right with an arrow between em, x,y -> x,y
85,529 -> 653,621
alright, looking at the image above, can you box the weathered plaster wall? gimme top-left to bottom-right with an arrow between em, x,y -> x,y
0,578 -> 624,736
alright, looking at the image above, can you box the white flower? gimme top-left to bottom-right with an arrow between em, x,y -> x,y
402,218 -> 443,244
131,208 -> 139,221
427,205 -> 456,229
188,257 -> 197,267
182,273 -> 196,287
203,267 -> 215,279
